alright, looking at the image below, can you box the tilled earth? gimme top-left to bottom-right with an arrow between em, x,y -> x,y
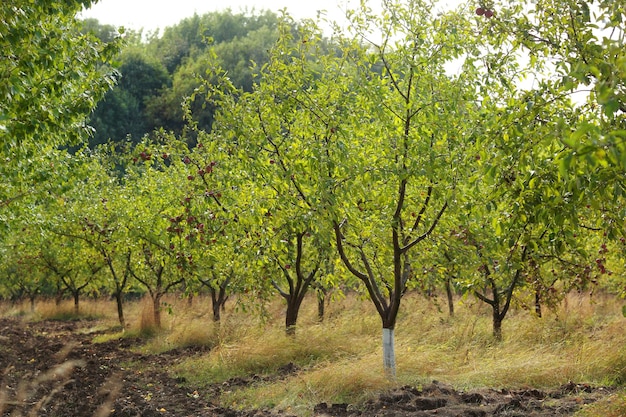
0,317 -> 614,417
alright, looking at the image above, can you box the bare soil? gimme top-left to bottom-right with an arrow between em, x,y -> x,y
0,317 -> 613,417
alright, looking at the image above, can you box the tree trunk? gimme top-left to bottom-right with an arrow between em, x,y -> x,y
534,289 -> 542,318
317,291 -> 325,322
382,327 -> 396,378
212,298 -> 221,322
285,297 -> 302,336
493,312 -> 503,341
73,290 -> 80,314
211,292 -> 223,323
489,288 -> 503,341
445,276 -> 454,317
153,294 -> 162,328
55,288 -> 64,306
210,285 -> 228,322
114,291 -> 125,328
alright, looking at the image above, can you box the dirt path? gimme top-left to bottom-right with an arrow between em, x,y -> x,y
0,317 -> 613,417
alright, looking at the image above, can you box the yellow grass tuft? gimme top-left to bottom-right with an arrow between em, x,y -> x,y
26,298 -> 112,322
220,356 -> 393,414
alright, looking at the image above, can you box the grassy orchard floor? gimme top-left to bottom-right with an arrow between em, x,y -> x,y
1,292 -> 626,416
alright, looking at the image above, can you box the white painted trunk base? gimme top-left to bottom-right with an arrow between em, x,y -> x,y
382,327 -> 396,377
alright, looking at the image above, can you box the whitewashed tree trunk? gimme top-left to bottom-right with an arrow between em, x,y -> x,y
382,327 -> 396,377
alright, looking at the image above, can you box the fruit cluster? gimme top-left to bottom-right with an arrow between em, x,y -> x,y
475,7 -> 495,18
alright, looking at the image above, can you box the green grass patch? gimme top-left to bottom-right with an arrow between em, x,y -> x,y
92,331 -> 127,344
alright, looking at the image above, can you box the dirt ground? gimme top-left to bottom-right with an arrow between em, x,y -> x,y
0,317 -> 614,417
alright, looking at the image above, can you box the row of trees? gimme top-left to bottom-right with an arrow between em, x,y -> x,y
1,0 -> 625,377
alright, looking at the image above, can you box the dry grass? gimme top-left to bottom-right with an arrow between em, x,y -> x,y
393,294 -> 626,390
171,291 -> 626,414
3,290 -> 626,416
3,298 -> 114,322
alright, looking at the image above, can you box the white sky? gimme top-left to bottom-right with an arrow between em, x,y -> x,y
79,0 -> 362,33
80,0 -> 467,34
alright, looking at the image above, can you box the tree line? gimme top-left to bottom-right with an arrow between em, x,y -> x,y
83,9 -> 283,147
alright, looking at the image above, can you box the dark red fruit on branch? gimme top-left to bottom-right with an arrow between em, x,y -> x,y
476,7 -> 485,15
484,9 -> 494,18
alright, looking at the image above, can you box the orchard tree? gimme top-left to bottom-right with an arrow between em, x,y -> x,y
485,0 -> 626,254
411,231 -> 459,317
163,130 -> 255,323
214,2 -> 482,374
0,0 -> 120,208
0,228 -> 48,310
123,141 -> 191,329
324,2 -> 479,375
437,0 -> 618,337
36,232 -> 103,314
57,146 -> 137,327
503,0 -> 625,136
210,16 -> 345,336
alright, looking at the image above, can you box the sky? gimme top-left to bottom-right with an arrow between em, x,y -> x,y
79,0 -> 362,33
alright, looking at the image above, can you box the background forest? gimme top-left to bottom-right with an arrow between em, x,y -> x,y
82,10 -> 281,146
1,0 -> 626,397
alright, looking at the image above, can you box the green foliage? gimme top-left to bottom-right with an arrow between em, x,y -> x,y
89,49 -> 171,146
0,1 -> 120,168
80,18 -> 118,42
2,0 -> 626,386
88,9 -> 282,144
489,0 -> 626,233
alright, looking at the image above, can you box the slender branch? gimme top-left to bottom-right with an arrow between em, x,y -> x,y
474,288 -> 495,307
333,220 -> 386,317
405,186 -> 432,245
401,201 -> 448,253
499,246 -> 528,320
